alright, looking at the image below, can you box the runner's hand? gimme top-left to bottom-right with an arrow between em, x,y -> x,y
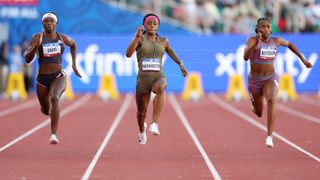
72,64 -> 82,78
255,32 -> 262,42
135,25 -> 144,38
303,60 -> 313,68
180,64 -> 188,77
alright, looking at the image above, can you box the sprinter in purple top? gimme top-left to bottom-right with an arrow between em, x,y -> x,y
243,17 -> 312,148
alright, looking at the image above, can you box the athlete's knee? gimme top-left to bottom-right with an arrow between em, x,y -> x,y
50,95 -> 60,105
40,107 -> 50,116
255,110 -> 262,117
153,85 -> 165,94
252,105 -> 262,117
136,111 -> 146,120
267,98 -> 276,106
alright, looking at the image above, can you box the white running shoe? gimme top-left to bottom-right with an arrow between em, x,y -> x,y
50,134 -> 59,144
149,122 -> 160,136
138,122 -> 147,145
266,136 -> 274,148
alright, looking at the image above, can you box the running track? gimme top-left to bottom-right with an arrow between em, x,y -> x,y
0,93 -> 319,179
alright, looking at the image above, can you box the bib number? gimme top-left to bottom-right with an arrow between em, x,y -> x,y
43,43 -> 61,58
142,58 -> 160,71
260,48 -> 276,59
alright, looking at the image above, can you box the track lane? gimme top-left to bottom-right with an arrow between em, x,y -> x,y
0,96 -> 75,146
0,94 -> 126,179
176,94 -> 319,179
229,95 -> 320,157
0,96 -> 37,118
0,94 -> 319,179
88,94 -> 215,179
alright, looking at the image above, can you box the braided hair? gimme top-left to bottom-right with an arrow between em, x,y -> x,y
255,17 -> 271,33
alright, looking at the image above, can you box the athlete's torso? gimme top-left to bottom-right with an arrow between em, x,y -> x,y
136,35 -> 165,75
251,37 -> 278,64
250,37 -> 279,76
38,32 -> 65,65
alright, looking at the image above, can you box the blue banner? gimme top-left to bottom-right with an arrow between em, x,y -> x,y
36,34 -> 319,93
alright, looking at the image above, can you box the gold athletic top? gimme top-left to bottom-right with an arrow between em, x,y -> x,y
136,35 -> 165,75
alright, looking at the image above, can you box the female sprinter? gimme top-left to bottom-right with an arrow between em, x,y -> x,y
126,13 -> 188,145
243,17 -> 312,148
24,12 -> 82,144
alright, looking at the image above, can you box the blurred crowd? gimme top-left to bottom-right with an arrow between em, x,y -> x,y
108,0 -> 320,34
0,37 -> 33,98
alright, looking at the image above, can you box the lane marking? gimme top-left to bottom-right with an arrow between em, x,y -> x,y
209,93 -> 320,163
0,94 -> 92,152
278,104 -> 320,124
298,95 -> 320,108
81,94 -> 132,180
169,94 -> 222,180
0,98 -> 38,118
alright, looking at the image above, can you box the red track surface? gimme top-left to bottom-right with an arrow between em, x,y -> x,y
0,93 -> 319,179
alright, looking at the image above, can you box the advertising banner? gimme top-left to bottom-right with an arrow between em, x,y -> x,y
38,34 -> 319,93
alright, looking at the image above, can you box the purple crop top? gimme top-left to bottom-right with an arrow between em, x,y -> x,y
250,38 -> 278,64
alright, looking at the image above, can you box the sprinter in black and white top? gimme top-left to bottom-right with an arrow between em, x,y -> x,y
24,12 -> 82,144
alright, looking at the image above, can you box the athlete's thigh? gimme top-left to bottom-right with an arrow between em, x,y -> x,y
49,76 -> 66,98
249,91 -> 264,112
136,91 -> 151,113
36,83 -> 50,108
263,79 -> 279,100
151,77 -> 167,93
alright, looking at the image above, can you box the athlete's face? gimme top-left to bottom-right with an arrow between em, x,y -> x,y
256,20 -> 272,39
42,17 -> 57,33
145,18 -> 159,35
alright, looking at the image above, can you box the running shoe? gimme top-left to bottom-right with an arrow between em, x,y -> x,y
50,134 -> 59,144
149,122 -> 160,136
138,122 -> 147,145
265,136 -> 274,148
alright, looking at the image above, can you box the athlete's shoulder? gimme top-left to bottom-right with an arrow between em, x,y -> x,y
57,32 -> 68,39
32,32 -> 42,38
58,33 -> 75,43
158,35 -> 168,43
271,36 -> 284,44
245,36 -> 256,44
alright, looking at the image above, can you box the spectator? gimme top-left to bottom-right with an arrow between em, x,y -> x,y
9,45 -> 24,73
0,41 -> 9,97
21,36 -> 33,92
196,0 -> 221,33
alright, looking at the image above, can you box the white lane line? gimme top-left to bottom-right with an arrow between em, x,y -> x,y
209,93 -> 320,163
278,104 -> 320,124
168,94 -> 222,180
0,98 -> 38,118
0,94 -> 92,152
81,94 -> 132,180
298,95 -> 320,108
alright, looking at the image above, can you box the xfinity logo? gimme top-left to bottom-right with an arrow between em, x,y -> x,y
215,45 -> 317,84
63,43 -> 317,85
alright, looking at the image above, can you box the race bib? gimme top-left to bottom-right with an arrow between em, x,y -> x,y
43,43 -> 61,58
260,47 -> 276,59
142,58 -> 161,71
